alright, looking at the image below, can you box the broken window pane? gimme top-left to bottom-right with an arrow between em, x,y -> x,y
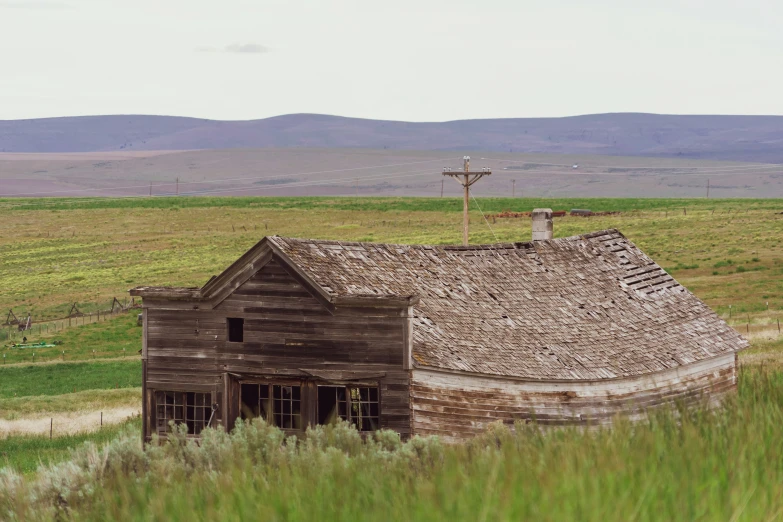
241,383 -> 301,429
317,386 -> 379,432
317,386 -> 349,425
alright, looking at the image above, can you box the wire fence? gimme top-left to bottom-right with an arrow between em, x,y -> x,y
1,298 -> 140,343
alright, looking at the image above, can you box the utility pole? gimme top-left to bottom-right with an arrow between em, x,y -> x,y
512,179 -> 516,198
440,178 -> 444,197
355,177 -> 359,197
149,182 -> 152,197
442,156 -> 491,246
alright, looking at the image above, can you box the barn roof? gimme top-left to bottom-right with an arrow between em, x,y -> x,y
267,231 -> 747,381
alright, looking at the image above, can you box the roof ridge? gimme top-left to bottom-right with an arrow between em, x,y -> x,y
266,229 -> 622,250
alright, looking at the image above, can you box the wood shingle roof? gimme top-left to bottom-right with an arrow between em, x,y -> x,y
268,230 -> 748,381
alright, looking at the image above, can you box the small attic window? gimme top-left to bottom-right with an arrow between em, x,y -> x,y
227,318 -> 244,343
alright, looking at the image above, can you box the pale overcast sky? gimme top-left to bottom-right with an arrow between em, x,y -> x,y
2,0 -> 782,121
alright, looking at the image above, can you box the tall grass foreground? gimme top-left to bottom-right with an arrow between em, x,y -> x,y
2,366 -> 782,521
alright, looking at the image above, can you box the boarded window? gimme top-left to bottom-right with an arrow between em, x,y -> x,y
240,383 -> 302,430
317,385 -> 379,432
155,391 -> 212,435
227,317 -> 244,342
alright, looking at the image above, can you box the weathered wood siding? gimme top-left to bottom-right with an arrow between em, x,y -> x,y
411,352 -> 737,442
143,257 -> 411,439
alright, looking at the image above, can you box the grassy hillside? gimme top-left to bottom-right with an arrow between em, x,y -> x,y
0,359 -> 140,398
1,197 -> 781,320
1,313 -> 141,365
2,196 -> 781,361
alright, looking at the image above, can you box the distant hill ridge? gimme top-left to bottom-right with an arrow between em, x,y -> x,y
2,113 -> 783,162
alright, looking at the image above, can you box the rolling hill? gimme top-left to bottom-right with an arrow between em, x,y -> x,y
2,113 -> 783,162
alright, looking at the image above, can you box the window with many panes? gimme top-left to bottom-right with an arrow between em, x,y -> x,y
239,382 -> 380,433
155,391 -> 212,435
185,392 -> 212,434
240,383 -> 302,430
317,385 -> 379,432
349,387 -> 380,432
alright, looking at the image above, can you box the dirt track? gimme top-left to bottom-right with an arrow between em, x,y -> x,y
0,407 -> 139,437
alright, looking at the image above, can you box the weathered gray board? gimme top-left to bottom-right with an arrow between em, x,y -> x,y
411,353 -> 736,442
140,258 -> 411,440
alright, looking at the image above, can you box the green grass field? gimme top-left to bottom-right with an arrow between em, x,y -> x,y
0,196 -> 782,520
0,417 -> 140,474
0,358 -> 141,423
0,359 -> 140,398
1,313 -> 141,365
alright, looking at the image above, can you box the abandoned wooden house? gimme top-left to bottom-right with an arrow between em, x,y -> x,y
131,210 -> 748,442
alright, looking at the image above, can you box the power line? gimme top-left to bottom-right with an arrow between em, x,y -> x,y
469,190 -> 498,242
478,157 -> 782,171
476,167 -> 782,177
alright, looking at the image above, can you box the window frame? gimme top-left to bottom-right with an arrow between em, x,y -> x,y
240,382 -> 304,431
239,380 -> 382,433
154,390 -> 214,437
317,384 -> 380,432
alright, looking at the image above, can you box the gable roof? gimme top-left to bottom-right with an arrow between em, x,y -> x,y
133,230 -> 748,382
267,231 -> 747,381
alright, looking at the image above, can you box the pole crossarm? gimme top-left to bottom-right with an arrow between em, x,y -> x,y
442,171 -> 492,186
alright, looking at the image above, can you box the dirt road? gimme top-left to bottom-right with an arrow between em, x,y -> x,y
0,407 -> 139,437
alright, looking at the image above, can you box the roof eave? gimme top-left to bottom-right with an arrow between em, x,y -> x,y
128,287 -> 202,300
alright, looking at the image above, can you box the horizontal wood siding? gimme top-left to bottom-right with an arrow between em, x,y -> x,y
143,258 -> 411,439
411,353 -> 736,442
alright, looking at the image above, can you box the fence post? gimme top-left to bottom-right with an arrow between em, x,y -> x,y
50,418 -> 53,440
